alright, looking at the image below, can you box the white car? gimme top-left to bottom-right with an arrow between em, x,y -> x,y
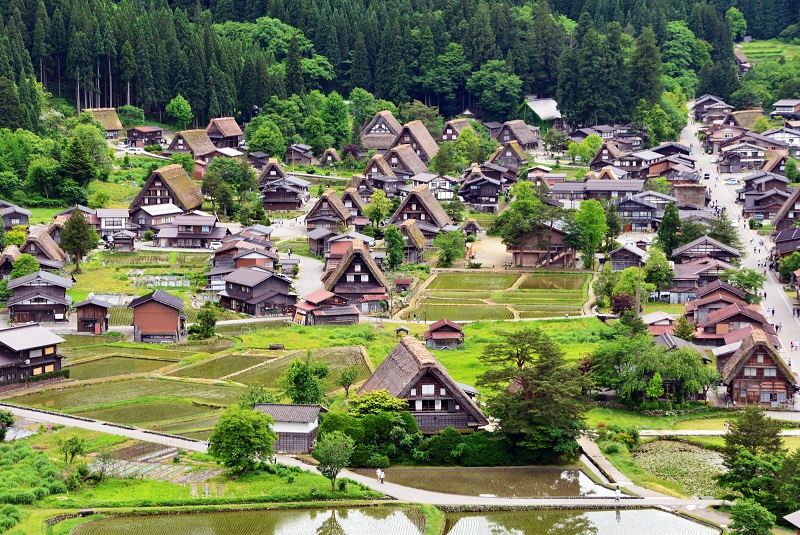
209,241 -> 223,250
710,157 -> 719,163
128,147 -> 143,154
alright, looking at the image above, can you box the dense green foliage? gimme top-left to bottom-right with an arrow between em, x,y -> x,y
0,441 -> 65,509
208,406 -> 278,472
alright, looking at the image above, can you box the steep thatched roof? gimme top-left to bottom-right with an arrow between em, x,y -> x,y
341,187 -> 366,212
172,129 -> 217,158
86,108 -> 122,131
386,144 -> 429,176
361,110 -> 403,151
358,336 -> 488,426
309,190 -> 351,222
365,154 -> 396,178
399,220 -> 426,249
390,184 -> 453,229
206,117 -> 243,138
393,120 -> 439,161
25,226 -> 66,262
721,330 -> 796,384
131,164 -> 204,211
322,148 -> 342,163
323,240 -> 388,291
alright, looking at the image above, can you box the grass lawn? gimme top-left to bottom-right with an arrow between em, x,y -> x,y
88,179 -> 141,208
73,399 -> 217,425
28,206 -> 64,224
586,407 -> 735,431
676,435 -> 800,453
642,302 -> 687,314
167,353 -> 272,379
405,304 -> 514,321
276,238 -> 313,258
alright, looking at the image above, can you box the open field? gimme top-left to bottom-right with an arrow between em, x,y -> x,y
73,400 -> 217,425
409,272 -> 590,321
28,207 -> 65,224
66,357 -> 174,380
167,353 -> 275,379
10,378 -> 246,410
740,39 -> 800,62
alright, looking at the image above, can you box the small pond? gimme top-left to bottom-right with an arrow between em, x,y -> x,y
443,509 -> 720,534
352,466 -> 614,498
72,507 -> 426,535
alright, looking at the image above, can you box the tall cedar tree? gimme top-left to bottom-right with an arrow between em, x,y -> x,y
285,34 -> 304,96
656,203 -> 681,258
60,211 -> 99,273
383,223 -> 405,271
0,77 -> 23,130
59,137 -> 96,186
629,27 -> 663,110
349,33 -> 371,91
478,327 -> 589,461
723,405 -> 785,469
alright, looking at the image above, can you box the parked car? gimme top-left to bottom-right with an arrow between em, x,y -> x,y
725,178 -> 739,185
209,241 -> 223,250
711,157 -> 719,163
704,173 -> 710,180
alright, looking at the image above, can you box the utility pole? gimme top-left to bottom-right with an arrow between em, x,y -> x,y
636,258 -> 642,314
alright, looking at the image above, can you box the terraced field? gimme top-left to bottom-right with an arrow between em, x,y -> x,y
167,354 -> 275,379
67,357 -> 174,380
11,378 -> 246,410
408,272 -> 590,321
74,401 -> 216,425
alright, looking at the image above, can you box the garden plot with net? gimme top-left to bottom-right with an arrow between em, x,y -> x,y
409,272 -> 590,321
98,442 -> 224,484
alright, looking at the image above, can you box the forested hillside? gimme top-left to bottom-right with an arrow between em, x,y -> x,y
0,0 -> 796,129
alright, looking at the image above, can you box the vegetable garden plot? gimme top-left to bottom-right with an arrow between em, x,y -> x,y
67,357 -> 173,380
148,413 -> 223,434
11,379 -> 246,410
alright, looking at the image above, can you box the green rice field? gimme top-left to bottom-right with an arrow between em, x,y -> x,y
61,345 -> 188,362
11,378 -> 246,410
73,401 -> 216,425
229,347 -> 371,389
67,357 -> 173,380
409,272 -> 589,321
168,354 -> 273,379
148,413 -> 225,434
740,39 -> 800,61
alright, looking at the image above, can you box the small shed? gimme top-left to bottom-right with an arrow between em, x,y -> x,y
394,277 -> 413,292
112,230 -> 136,252
74,297 -> 114,334
423,318 -> 464,349
784,509 -> 800,535
463,219 -> 483,237
394,325 -> 410,338
253,403 -> 328,453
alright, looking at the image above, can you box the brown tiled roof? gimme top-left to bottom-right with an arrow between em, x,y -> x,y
394,120 -> 439,160
398,220 -> 426,249
25,226 -> 66,262
685,292 -> 746,313
174,129 -> 217,158
207,117 -> 242,138
301,289 -> 335,304
131,164 -> 204,211
502,120 -> 538,145
322,148 -> 342,163
390,184 -> 453,229
361,110 -> 403,151
699,303 -> 769,328
721,330 -> 795,384
323,240 -> 388,292
86,108 -> 122,131
387,144 -> 429,176
341,187 -> 366,212
129,289 -> 185,310
357,336 -> 488,426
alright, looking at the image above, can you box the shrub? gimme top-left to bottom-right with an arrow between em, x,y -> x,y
603,442 -> 621,454
144,144 -> 163,153
365,453 -> 390,468
466,234 -> 476,242
144,230 -> 155,241
0,490 -> 35,505
596,424 -> 640,449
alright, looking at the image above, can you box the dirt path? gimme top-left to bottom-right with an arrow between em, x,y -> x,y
582,272 -> 597,316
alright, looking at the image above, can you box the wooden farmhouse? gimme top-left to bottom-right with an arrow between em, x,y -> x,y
611,196 -> 658,232
258,160 -> 311,210
358,336 -> 488,433
462,219 -> 482,237
608,244 -> 646,271
388,184 -> 455,242
129,203 -> 183,238
253,404 -> 327,453
666,257 -> 737,304
398,219 -> 426,264
74,297 -> 114,334
685,289 -> 747,326
494,120 -> 537,151
423,319 -> 464,349
306,227 -> 337,257
489,141 -> 528,173
774,228 -> 800,258
130,165 -> 204,213
361,110 -> 403,154
362,154 -> 406,198
772,184 -> 800,232
305,190 -> 352,231
19,226 -> 67,271
0,323 -> 64,383
126,126 -> 164,147
285,144 -> 319,165
440,119 -> 471,142
507,221 -> 573,268
7,271 -> 72,324
219,267 -> 296,316
86,108 -> 123,139
321,148 -> 341,167
390,120 -> 439,162
720,330 -> 797,408
384,144 -> 429,182
459,165 -> 504,214
292,289 -> 359,326
742,189 -> 789,220
165,129 -> 218,162
53,205 -> 100,232
156,212 -> 227,249
322,240 -> 388,313
672,236 -> 741,264
248,151 -> 271,171
129,290 -> 186,343
112,230 -> 136,252
206,117 -> 243,148
0,245 -> 20,280
695,303 -> 775,346
346,175 -> 376,203
0,199 -> 31,231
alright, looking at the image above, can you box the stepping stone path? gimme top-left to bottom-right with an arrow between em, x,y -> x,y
94,442 -> 224,484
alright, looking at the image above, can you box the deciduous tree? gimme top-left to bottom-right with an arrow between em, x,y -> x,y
166,94 -> 192,130
573,199 -> 607,270
278,352 -> 329,404
10,254 -> 39,279
60,211 -> 99,274
313,431 -> 355,491
720,268 -> 765,304
383,224 -> 404,271
209,406 -> 277,472
644,249 -> 674,293
728,498 -> 775,535
362,189 -> 391,226
656,203 -> 681,258
434,230 -> 466,267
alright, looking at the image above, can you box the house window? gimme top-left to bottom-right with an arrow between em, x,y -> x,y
420,214 -> 425,220
761,392 -> 771,403
346,274 -> 354,282
757,354 -> 764,363
29,244 -> 36,253
11,218 -> 19,225
410,388 -> 416,396
778,392 -> 787,402
454,404 -> 460,410
764,368 -> 777,377
411,204 -> 417,210
440,388 -> 446,396
744,367 -> 756,376
361,274 -> 368,282
421,400 -> 435,411
354,264 -> 361,272
421,384 -> 434,395
201,226 -> 210,232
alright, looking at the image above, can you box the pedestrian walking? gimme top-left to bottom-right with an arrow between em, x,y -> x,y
615,485 -> 620,502
380,469 -> 385,484
779,323 -> 783,333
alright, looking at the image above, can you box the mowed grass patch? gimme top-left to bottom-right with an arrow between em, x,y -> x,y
229,347 -> 371,389
67,357 -> 173,380
73,400 -> 216,425
407,304 -> 513,321
168,354 -> 271,379
427,273 -> 519,290
11,378 -> 246,410
425,290 -> 494,299
28,207 -> 65,225
518,273 -> 590,291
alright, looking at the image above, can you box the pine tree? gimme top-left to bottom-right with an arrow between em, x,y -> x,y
31,0 -> 48,85
60,210 -> 98,274
383,224 -> 405,271
629,26 -> 663,110
349,33 -> 371,91
0,77 -> 23,130
60,137 -> 95,187
656,203 -> 681,259
285,34 -> 304,96
119,40 -> 136,107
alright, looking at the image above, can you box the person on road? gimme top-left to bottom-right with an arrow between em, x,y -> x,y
615,486 -> 621,502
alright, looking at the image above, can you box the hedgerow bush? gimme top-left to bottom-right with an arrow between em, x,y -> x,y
0,442 -> 64,505
0,505 -> 21,531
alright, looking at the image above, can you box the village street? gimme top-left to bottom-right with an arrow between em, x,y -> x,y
681,114 -> 800,389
